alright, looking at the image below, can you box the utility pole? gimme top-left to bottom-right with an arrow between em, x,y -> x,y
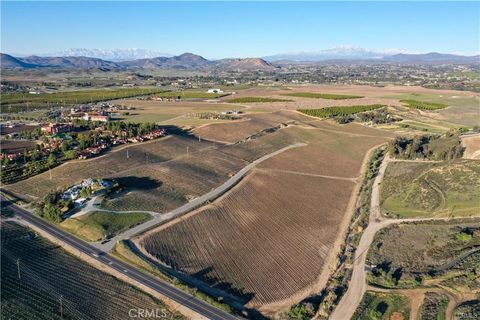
59,295 -> 64,319
16,259 -> 21,280
127,149 -> 129,159
49,167 -> 52,180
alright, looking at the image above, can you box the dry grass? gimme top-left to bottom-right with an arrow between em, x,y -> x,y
462,135 -> 480,159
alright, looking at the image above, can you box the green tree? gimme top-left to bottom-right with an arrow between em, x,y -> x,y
47,152 -> 57,167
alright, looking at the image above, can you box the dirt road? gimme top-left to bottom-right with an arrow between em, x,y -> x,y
330,156 -> 480,320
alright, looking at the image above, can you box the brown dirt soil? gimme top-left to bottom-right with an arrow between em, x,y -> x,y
193,110 -> 312,143
462,135 -> 480,159
139,169 -> 356,309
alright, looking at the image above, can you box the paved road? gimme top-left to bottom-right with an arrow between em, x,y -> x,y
2,199 -> 239,320
94,142 -> 307,251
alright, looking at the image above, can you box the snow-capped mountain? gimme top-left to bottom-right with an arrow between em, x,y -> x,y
263,46 -> 408,62
45,48 -> 172,61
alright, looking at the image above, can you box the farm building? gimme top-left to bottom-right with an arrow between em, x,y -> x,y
83,113 -> 109,122
207,88 -> 223,94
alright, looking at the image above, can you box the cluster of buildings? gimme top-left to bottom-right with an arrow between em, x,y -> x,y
41,123 -> 73,134
61,178 -> 115,205
78,128 -> 166,160
62,103 -> 133,122
150,96 -> 180,102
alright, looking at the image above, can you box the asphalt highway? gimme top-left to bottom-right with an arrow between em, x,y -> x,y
2,199 -> 239,320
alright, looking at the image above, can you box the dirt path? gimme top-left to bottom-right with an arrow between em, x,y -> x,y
256,168 -> 358,183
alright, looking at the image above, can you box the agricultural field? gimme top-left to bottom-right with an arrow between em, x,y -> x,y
1,87 -> 169,113
3,135 -> 215,200
225,97 -> 291,103
140,169 -> 355,309
382,91 -> 480,127
101,147 -> 247,212
380,160 -> 480,218
298,104 -> 385,118
1,221 -> 183,320
399,99 -> 448,110
136,123 -> 391,313
281,92 -> 364,99
352,291 -> 411,320
0,139 -> 36,153
113,99 -> 244,124
193,110 -> 311,143
366,221 -> 480,289
256,125 -> 390,178
60,211 -> 152,241
148,90 -> 228,99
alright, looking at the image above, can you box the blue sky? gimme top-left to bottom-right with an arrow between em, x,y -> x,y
1,1 -> 479,58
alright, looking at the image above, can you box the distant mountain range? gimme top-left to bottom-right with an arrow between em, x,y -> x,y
263,47 -> 401,61
263,47 -> 479,64
13,48 -> 173,61
1,50 -> 478,71
0,52 -> 277,71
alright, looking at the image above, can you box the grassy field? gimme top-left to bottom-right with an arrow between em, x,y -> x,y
298,104 -> 385,118
282,92 -> 364,99
366,221 -> 480,289
1,221 -> 183,319
352,291 -> 411,320
225,97 -> 291,103
380,160 -> 480,218
60,211 -> 152,241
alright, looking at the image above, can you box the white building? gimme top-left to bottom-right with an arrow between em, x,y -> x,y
207,88 -> 223,94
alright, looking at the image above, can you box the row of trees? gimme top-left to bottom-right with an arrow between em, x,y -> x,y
299,104 -> 385,118
400,99 -> 448,110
